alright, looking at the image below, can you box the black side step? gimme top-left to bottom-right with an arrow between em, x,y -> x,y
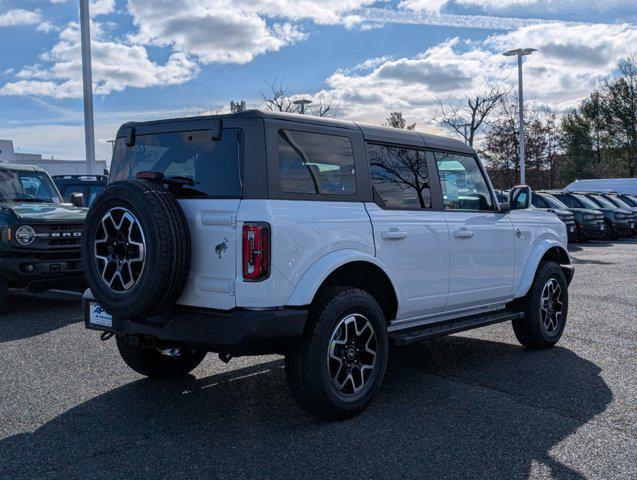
390,309 -> 524,346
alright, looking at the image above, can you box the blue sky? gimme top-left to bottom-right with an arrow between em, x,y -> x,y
0,0 -> 635,161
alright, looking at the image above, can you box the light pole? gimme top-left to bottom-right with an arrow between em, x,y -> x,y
293,99 -> 312,115
503,48 -> 536,185
80,0 -> 96,174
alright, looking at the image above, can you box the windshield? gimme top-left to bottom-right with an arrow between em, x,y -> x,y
0,169 -> 61,203
110,128 -> 243,198
588,194 -> 616,209
605,195 -> 631,209
538,193 -> 568,209
625,195 -> 637,207
572,194 -> 600,209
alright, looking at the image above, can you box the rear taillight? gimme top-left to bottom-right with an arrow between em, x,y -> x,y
242,222 -> 270,281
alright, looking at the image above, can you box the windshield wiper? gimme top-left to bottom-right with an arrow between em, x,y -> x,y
136,171 -> 205,195
13,196 -> 53,203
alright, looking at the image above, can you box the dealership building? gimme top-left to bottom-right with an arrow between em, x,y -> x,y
0,139 -> 107,176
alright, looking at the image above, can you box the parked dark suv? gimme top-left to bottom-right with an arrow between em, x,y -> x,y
580,192 -> 635,238
538,191 -> 605,242
53,175 -> 108,207
530,192 -> 577,243
550,191 -> 631,239
0,164 -> 86,310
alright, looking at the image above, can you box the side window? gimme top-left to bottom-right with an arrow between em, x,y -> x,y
532,194 -> 549,209
555,194 -> 575,208
435,153 -> 493,211
367,143 -> 430,209
278,130 -> 355,195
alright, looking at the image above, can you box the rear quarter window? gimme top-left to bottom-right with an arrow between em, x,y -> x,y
110,128 -> 243,198
277,130 -> 356,195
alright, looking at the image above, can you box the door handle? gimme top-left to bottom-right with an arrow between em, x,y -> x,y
454,229 -> 475,238
381,229 -> 408,240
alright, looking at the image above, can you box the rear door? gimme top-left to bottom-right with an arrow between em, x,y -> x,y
110,124 -> 245,309
365,143 -> 449,321
434,152 -> 515,311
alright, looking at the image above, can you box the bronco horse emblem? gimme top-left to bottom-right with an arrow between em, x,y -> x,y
215,238 -> 229,258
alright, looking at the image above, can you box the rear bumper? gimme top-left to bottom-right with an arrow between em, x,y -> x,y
83,290 -> 308,356
0,253 -> 84,288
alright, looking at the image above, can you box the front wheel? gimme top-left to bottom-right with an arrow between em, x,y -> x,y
285,287 -> 389,420
116,335 -> 206,378
512,261 -> 568,349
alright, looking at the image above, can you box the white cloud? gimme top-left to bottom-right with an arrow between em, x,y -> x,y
0,22 -> 199,99
399,0 -> 637,16
126,1 -> 312,64
321,22 -> 637,126
0,9 -> 42,27
49,0 -> 116,16
36,21 -> 58,33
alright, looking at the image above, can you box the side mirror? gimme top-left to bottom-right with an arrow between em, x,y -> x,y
70,192 -> 84,207
509,185 -> 532,210
498,201 -> 511,214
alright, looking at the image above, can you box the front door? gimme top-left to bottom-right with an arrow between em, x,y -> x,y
435,152 -> 515,311
365,143 -> 449,321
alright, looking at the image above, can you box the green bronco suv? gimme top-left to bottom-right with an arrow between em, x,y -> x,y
0,164 -> 87,310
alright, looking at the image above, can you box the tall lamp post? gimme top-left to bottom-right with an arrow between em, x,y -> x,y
80,0 -> 96,174
503,48 -> 536,185
293,99 -> 312,115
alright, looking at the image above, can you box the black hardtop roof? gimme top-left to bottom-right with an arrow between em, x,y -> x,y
118,109 -> 475,155
0,163 -> 47,173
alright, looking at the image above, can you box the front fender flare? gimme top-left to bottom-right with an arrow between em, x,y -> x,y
514,239 -> 570,299
286,249 -> 399,307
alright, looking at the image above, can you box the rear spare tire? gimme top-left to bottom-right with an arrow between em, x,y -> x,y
81,179 -> 190,319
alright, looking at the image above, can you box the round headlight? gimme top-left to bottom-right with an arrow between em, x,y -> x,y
15,225 -> 35,245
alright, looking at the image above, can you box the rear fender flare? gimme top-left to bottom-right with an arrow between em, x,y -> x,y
286,250 -> 399,307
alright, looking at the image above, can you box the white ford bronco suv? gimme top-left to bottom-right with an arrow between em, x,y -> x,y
82,110 -> 573,420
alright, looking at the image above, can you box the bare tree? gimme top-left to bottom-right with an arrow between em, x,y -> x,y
261,79 -> 336,117
434,81 -> 508,146
385,111 -> 416,130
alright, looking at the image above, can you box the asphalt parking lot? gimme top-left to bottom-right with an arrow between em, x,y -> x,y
1,241 -> 636,480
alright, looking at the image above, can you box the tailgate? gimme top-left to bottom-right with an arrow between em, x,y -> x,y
176,199 -> 240,310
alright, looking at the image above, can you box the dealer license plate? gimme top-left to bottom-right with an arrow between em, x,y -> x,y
89,303 -> 112,328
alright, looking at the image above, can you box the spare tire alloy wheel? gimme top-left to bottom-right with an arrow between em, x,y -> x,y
82,179 -> 191,319
327,313 -> 377,396
94,207 -> 146,292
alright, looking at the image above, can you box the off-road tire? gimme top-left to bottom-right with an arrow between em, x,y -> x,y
512,261 -> 568,349
116,335 -> 206,378
81,179 -> 190,319
285,287 -> 389,420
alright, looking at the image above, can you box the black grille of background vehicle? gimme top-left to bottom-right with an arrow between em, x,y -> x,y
29,223 -> 83,249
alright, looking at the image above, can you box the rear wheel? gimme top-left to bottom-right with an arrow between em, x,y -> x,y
512,261 -> 568,349
116,335 -> 206,378
285,287 -> 389,420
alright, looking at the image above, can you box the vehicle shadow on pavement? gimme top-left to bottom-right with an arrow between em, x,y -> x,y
0,290 -> 82,343
1,336 -> 611,480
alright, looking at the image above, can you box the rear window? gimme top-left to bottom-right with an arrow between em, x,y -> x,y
278,130 -> 356,195
110,128 -> 243,198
